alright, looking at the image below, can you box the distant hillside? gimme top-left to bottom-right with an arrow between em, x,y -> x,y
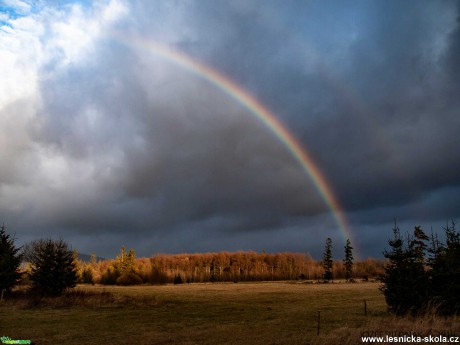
77,253 -> 106,263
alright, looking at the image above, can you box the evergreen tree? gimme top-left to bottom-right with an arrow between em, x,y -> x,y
322,237 -> 333,281
0,225 -> 23,294
429,220 -> 460,315
407,225 -> 430,311
380,223 -> 410,314
343,239 -> 354,281
26,239 -> 78,296
380,223 -> 430,315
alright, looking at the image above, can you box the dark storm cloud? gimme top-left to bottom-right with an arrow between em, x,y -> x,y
22,34 -> 326,244
1,0 -> 459,258
146,0 -> 460,226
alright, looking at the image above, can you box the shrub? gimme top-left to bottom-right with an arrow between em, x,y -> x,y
116,272 -> 143,286
173,274 -> 183,285
150,267 -> 169,285
81,267 -> 94,284
100,266 -> 120,285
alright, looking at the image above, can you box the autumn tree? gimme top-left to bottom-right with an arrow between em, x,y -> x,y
343,238 -> 354,281
25,239 -> 78,296
0,225 -> 23,294
115,246 -> 142,285
174,273 -> 183,284
116,246 -> 136,274
81,266 -> 94,284
210,258 -> 218,283
322,237 -> 333,281
90,252 -> 98,267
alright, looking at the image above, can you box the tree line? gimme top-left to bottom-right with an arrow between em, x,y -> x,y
0,225 -> 384,296
82,247 -> 381,285
2,220 -> 458,315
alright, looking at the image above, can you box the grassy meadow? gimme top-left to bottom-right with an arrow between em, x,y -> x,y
0,282 -> 458,344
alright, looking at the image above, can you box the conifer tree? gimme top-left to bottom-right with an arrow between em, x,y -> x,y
322,237 -> 333,281
343,239 -> 354,281
429,220 -> 460,315
0,225 -> 23,293
26,238 -> 78,296
380,223 -> 430,315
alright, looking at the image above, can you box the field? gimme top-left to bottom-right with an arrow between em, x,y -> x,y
0,282 -> 458,344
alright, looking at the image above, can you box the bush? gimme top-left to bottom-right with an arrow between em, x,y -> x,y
150,267 -> 169,285
116,272 -> 143,286
100,267 -> 120,285
81,268 -> 94,284
174,274 -> 183,285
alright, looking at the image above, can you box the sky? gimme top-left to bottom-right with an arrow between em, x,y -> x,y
1,0 -> 459,259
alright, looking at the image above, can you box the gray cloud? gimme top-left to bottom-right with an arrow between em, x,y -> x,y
1,0 -> 459,259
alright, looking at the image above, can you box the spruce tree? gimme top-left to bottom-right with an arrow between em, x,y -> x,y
343,239 -> 354,281
407,226 -> 430,311
26,239 -> 78,296
0,225 -> 23,293
380,223 -> 410,314
380,223 -> 430,315
322,237 -> 333,281
429,220 -> 460,315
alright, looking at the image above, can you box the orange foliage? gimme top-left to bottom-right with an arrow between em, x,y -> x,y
77,251 -> 384,285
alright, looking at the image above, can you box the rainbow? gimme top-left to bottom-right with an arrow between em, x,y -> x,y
111,31 -> 354,248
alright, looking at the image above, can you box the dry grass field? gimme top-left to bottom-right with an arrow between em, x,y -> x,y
0,282 -> 458,344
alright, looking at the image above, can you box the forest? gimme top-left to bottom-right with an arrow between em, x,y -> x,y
78,249 -> 384,285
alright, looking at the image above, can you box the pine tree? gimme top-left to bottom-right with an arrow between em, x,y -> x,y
407,225 -> 430,311
343,239 -> 354,281
429,220 -> 460,315
26,239 -> 78,296
380,223 -> 410,314
0,225 -> 23,294
380,223 -> 430,315
322,237 -> 333,281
